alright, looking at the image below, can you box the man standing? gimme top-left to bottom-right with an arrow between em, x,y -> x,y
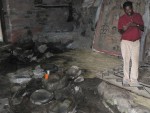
118,1 -> 144,86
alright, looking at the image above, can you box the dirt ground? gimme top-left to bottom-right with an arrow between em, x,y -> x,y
44,49 -> 122,77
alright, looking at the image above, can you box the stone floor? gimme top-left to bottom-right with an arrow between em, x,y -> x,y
40,49 -> 150,86
0,49 -> 150,113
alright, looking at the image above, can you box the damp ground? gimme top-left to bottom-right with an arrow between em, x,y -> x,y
0,49 -> 150,113
0,49 -> 122,113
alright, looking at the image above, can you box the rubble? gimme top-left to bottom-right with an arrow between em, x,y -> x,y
30,89 -> 54,105
5,65 -> 89,113
1,48 -> 150,113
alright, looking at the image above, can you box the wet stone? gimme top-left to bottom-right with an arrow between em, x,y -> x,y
11,97 -> 23,105
10,84 -> 22,94
30,89 -> 54,105
48,99 -> 73,113
65,65 -> 82,79
74,76 -> 84,83
45,75 -> 68,91
0,98 -> 9,110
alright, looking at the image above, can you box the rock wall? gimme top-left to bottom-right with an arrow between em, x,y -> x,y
93,0 -> 145,54
1,0 -> 97,50
2,0 -> 149,62
93,0 -> 150,63
2,0 -> 74,42
142,0 -> 150,64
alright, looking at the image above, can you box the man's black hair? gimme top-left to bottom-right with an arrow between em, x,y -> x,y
123,1 -> 133,9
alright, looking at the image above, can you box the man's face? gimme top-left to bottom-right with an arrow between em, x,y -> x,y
124,6 -> 133,16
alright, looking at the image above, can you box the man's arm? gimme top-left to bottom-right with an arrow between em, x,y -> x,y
118,22 -> 144,34
136,14 -> 144,32
129,22 -> 144,31
118,23 -> 131,34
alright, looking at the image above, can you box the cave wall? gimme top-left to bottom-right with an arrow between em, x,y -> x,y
2,0 -> 149,63
2,0 -> 35,42
93,0 -> 150,63
93,0 -> 145,55
1,0 -> 97,50
2,0 -> 73,42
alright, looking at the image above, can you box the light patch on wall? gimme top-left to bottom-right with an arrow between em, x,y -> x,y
0,20 -> 3,42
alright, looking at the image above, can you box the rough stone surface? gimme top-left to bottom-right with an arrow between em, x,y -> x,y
2,0 -> 96,50
98,82 -> 150,113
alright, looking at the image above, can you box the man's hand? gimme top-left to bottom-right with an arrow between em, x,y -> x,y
123,22 -> 138,30
118,23 -> 130,34
123,22 -> 132,31
129,22 -> 144,31
123,25 -> 128,31
129,22 -> 137,27
118,22 -> 144,34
